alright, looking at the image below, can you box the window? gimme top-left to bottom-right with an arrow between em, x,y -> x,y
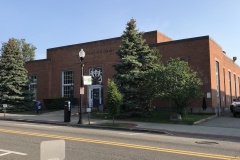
215,61 -> 220,97
229,71 -> 232,102
238,77 -> 240,97
223,68 -> 226,106
62,71 -> 74,97
234,74 -> 237,98
29,75 -> 37,100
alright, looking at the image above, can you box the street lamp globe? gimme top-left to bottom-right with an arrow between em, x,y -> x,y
78,49 -> 85,60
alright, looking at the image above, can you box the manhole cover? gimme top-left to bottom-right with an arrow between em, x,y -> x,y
195,141 -> 218,145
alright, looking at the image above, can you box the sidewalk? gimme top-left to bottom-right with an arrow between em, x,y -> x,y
1,108 -> 240,141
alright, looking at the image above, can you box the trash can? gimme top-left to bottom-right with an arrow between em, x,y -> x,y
64,101 -> 71,122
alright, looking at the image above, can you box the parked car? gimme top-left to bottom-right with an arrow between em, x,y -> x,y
230,97 -> 240,117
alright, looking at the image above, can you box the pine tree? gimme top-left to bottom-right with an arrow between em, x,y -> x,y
0,38 -> 33,112
114,19 -> 162,117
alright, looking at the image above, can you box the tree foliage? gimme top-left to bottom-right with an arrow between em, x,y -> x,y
0,38 -> 33,111
114,18 -> 162,117
0,38 -> 36,63
151,58 -> 203,115
17,39 -> 36,63
105,79 -> 122,125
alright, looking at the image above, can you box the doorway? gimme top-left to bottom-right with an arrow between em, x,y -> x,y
88,85 -> 102,108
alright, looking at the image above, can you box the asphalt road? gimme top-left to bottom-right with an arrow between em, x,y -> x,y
0,121 -> 239,160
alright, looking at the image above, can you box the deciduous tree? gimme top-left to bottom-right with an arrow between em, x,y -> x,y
17,39 -> 36,63
154,58 -> 203,115
105,79 -> 122,125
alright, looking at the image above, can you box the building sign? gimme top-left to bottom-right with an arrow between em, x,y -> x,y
89,67 -> 102,85
83,76 -> 92,85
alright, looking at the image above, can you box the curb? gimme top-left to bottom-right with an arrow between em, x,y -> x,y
193,115 -> 217,125
168,130 -> 240,142
0,118 -> 169,135
1,117 -> 240,142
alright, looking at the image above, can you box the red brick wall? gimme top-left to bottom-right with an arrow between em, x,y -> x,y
209,38 -> 240,108
24,31 -> 240,112
24,59 -> 52,103
153,36 -> 212,109
156,31 -> 172,43
42,31 -> 170,105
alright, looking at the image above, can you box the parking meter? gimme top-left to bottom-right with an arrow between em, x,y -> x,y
68,101 -> 70,111
64,101 -> 71,122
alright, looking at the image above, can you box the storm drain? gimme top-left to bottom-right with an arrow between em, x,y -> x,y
195,141 -> 218,145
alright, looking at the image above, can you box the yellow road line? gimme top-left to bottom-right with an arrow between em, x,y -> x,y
0,128 -> 239,160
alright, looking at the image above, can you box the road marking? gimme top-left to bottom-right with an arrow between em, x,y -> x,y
14,123 -> 59,129
118,132 -> 143,136
0,149 -> 27,156
0,128 -> 239,160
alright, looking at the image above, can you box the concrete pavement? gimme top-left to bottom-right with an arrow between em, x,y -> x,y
1,108 -> 240,141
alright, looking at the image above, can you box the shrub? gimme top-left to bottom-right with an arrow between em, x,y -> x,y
43,98 -> 78,109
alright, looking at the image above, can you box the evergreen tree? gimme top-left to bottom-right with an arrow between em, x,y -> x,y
0,38 -> 33,112
114,19 -> 162,117
105,79 -> 122,125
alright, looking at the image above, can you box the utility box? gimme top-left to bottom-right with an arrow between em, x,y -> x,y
64,101 -> 71,122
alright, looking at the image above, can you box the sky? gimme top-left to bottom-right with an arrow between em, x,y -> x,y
1,0 -> 240,65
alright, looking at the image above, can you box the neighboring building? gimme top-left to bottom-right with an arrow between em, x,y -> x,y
25,30 -> 240,114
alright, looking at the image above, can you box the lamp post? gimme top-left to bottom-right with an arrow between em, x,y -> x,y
78,49 -> 85,124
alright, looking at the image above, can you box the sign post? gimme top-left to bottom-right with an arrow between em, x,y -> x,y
86,108 -> 91,125
2,104 -> 7,118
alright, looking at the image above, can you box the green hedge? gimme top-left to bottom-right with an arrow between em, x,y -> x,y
43,98 -> 78,109
0,104 -> 32,113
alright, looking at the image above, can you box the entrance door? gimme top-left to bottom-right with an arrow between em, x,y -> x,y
88,85 -> 102,108
93,89 -> 100,108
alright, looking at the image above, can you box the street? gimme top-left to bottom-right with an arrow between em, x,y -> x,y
0,121 -> 239,160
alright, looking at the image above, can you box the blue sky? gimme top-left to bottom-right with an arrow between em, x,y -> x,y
1,0 -> 240,65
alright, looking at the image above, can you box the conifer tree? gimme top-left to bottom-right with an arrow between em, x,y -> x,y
0,38 -> 33,111
114,19 -> 162,117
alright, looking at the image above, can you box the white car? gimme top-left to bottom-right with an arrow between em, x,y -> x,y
230,99 -> 240,117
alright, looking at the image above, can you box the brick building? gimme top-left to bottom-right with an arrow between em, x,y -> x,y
25,30 -> 240,114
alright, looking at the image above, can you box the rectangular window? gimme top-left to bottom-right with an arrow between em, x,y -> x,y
215,61 -> 220,97
223,68 -> 226,106
29,75 -> 37,100
238,77 -> 240,97
234,74 -> 237,98
229,71 -> 232,102
62,70 -> 74,97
